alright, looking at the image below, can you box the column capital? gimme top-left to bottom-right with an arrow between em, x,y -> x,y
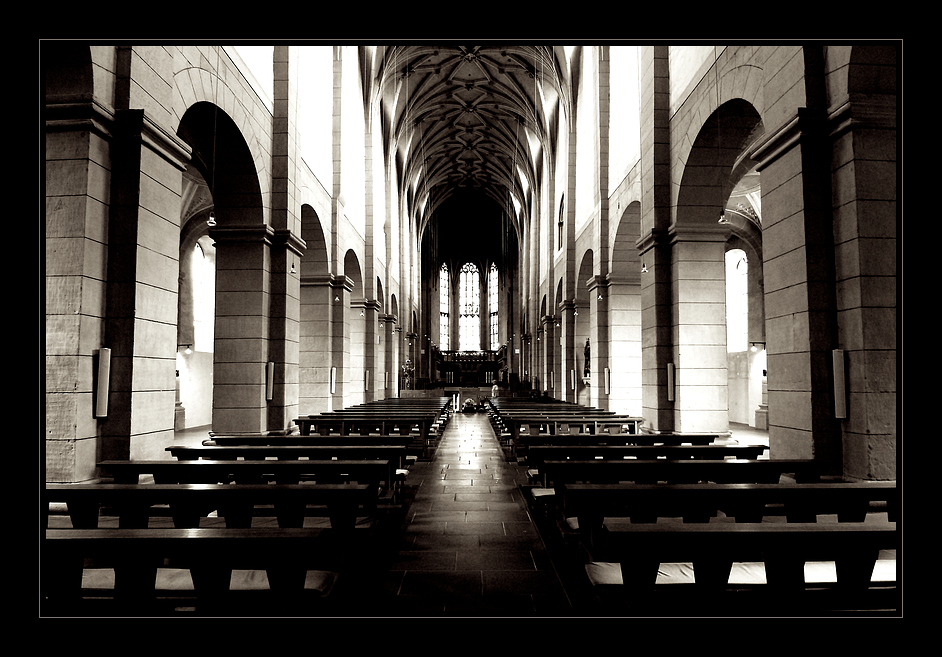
208,223 -> 275,244
750,107 -> 828,173
271,228 -> 307,257
585,275 -> 610,294
668,222 -> 730,244
636,228 -> 670,253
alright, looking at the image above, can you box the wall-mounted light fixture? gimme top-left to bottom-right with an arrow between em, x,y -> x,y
290,262 -> 296,274
178,344 -> 192,354
207,211 -> 216,227
833,349 -> 847,419
718,210 -> 729,225
666,362 -> 675,402
94,347 -> 111,418
641,260 -> 648,273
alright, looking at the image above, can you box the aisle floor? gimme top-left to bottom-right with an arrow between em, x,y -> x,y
369,411 -> 574,616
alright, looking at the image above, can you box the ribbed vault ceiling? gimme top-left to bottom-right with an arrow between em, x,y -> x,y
374,45 -> 570,240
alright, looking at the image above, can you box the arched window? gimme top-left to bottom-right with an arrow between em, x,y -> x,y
489,263 -> 499,350
439,263 -> 449,351
459,262 -> 480,351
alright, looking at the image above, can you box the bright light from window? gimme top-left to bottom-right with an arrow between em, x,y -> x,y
439,263 -> 449,351
726,249 -> 748,352
459,263 -> 480,351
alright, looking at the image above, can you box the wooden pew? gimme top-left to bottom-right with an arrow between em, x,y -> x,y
166,444 -> 408,467
493,413 -> 646,459
42,527 -> 351,614
550,481 -> 898,614
98,459 -> 395,493
207,434 -> 406,446
525,444 -> 768,473
558,481 -> 899,537
538,458 -> 823,486
165,444 -> 411,499
294,414 -> 444,458
45,482 -> 378,530
594,522 -> 897,613
42,480 -> 388,614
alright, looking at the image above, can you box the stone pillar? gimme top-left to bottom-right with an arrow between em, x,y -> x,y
330,275 -> 353,409
752,107 -> 842,471
381,314 -> 396,398
558,300 -> 577,402
268,230 -> 304,432
45,96 -> 115,482
607,273 -> 643,417
269,46 -> 305,433
638,231 -> 674,431
100,109 -> 189,462
637,45 -> 673,432
588,276 -> 610,408
540,315 -> 556,395
299,274 -> 333,415
830,93 -> 897,480
210,225 -> 273,435
670,226 -> 729,434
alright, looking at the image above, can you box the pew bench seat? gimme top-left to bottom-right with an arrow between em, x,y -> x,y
98,458 -> 395,489
45,483 -> 380,530
42,527 -> 356,615
579,521 -> 899,615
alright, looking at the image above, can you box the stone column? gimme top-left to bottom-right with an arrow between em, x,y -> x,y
45,96 -> 116,482
752,107 -> 841,471
541,315 -> 557,397
210,225 -> 273,435
588,276 -> 610,408
558,300 -> 577,402
268,230 -> 304,432
299,274 -> 333,415
101,109 -> 189,462
637,45 -> 673,432
638,231 -> 674,431
330,275 -> 353,409
606,272 -> 643,417
670,225 -> 730,434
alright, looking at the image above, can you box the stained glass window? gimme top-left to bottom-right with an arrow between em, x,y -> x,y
459,263 -> 480,351
439,263 -> 449,351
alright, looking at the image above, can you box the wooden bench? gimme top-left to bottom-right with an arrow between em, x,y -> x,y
538,458 -> 823,486
525,444 -> 768,473
493,414 -> 646,459
42,526 -> 353,613
166,444 -> 408,467
294,415 -> 443,459
45,482 -> 378,530
545,481 -> 898,614
98,459 -> 396,493
558,481 -> 899,537
593,521 -> 898,613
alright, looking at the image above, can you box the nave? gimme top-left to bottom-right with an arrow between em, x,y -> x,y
45,402 -> 897,618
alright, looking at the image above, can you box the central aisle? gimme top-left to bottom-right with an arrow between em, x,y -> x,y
363,410 -> 573,616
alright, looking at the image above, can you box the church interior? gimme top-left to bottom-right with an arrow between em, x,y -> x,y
42,42 -> 900,618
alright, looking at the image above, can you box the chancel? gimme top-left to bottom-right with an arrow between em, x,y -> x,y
42,42 -> 900,618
